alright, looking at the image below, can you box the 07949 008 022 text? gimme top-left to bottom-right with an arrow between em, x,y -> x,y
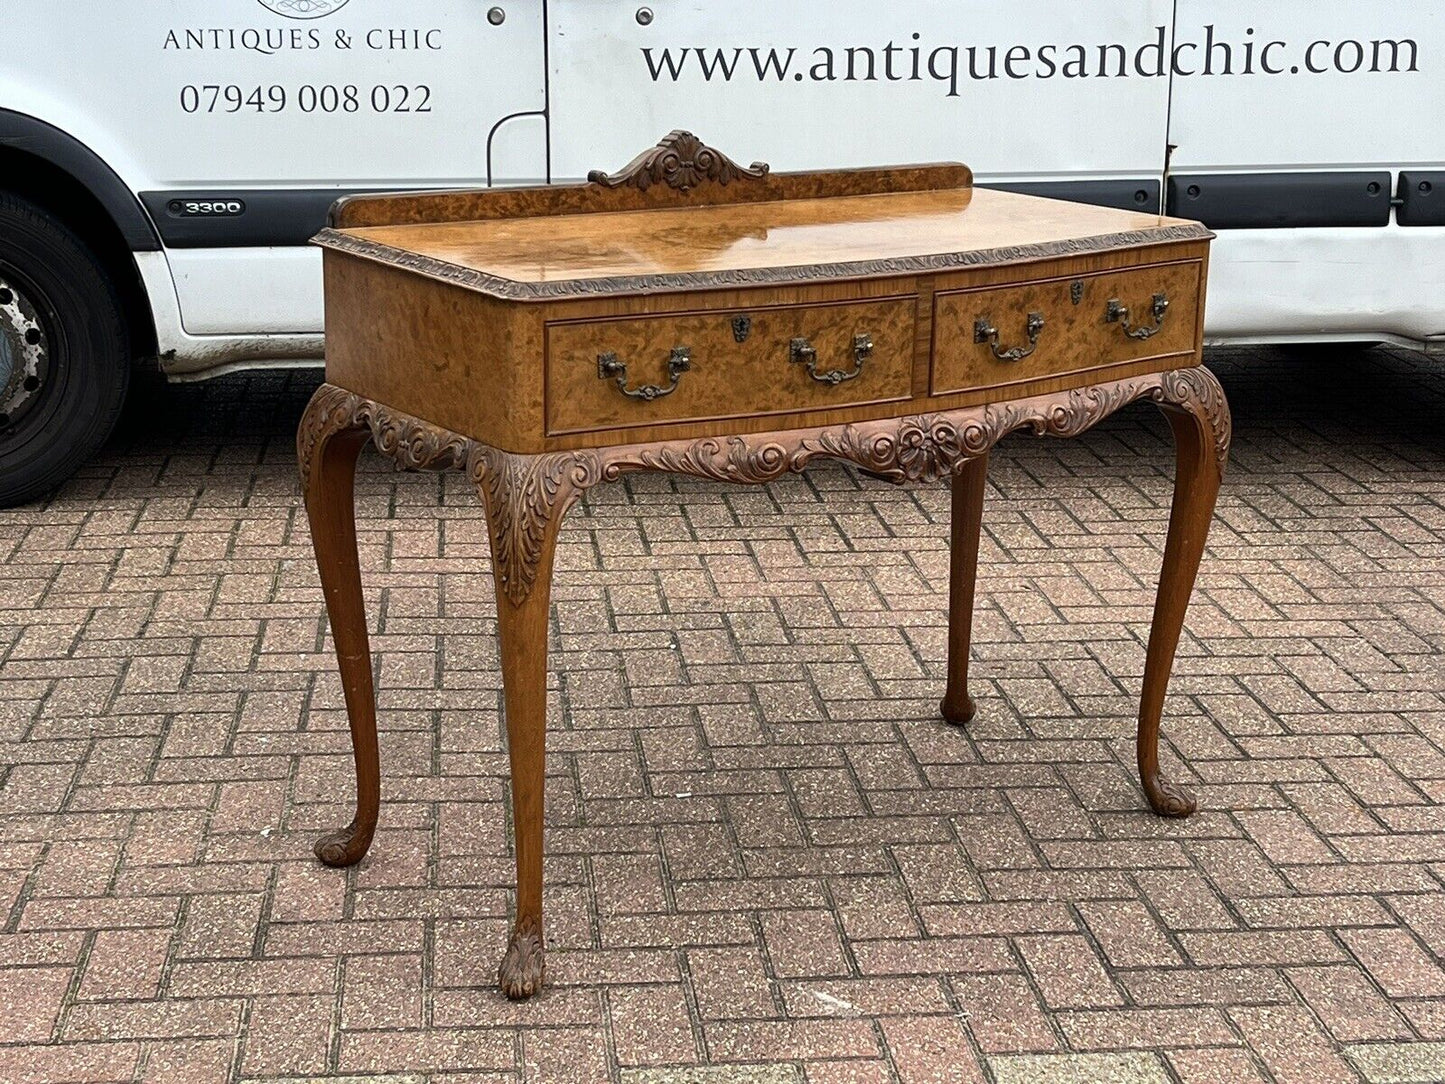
176,82 -> 433,115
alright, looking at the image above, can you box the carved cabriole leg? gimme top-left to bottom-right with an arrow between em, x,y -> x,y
1137,367 -> 1231,817
469,444 -> 601,1000
298,385 -> 471,867
941,454 -> 989,725
298,385 -> 382,867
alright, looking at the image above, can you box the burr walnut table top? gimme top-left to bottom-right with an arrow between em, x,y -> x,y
317,186 -> 1204,298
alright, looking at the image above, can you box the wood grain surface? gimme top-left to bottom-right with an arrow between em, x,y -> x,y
317,187 -> 1208,302
328,162 -> 975,229
323,240 -> 1210,454
546,296 -> 915,435
931,258 -> 1203,396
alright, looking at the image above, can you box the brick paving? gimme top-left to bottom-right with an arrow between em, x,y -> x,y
0,344 -> 1442,1083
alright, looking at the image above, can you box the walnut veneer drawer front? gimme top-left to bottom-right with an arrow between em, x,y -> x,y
931,261 -> 1202,395
546,298 -> 916,435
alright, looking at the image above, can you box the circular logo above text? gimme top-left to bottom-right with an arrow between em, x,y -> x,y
256,0 -> 351,19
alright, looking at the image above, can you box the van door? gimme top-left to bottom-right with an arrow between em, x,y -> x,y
5,0 -> 548,335
1167,0 -> 1445,344
549,1 -> 1176,212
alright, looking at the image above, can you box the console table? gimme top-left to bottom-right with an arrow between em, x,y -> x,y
299,132 -> 1228,1000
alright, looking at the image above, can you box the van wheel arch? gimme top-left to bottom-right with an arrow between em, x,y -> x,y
0,185 -> 138,504
0,109 -> 161,356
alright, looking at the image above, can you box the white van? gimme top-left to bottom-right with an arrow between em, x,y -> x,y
1,0 -> 1441,503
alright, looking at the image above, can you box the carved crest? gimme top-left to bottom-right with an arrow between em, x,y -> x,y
587,130 -> 770,192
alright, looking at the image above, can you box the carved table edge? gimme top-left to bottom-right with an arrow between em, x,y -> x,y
298,364 -> 1229,605
310,222 -> 1214,302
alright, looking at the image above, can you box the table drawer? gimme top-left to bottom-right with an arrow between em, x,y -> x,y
931,260 -> 1202,395
546,297 -> 915,435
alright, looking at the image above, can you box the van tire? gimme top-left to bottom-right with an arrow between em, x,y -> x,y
0,192 -> 129,507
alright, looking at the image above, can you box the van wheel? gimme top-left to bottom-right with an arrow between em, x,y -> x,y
0,192 -> 129,507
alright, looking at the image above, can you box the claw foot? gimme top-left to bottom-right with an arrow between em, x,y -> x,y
314,821 -> 374,868
498,916 -> 545,1000
940,691 -> 976,726
1143,773 -> 1197,818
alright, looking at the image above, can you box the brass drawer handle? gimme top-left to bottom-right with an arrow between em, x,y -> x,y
1105,291 -> 1170,340
597,346 -> 691,401
790,333 -> 871,385
974,311 -> 1045,361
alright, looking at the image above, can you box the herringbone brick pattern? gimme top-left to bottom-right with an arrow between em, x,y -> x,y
1,346 -> 1442,1083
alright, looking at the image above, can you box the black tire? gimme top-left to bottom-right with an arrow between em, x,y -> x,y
0,192 -> 129,507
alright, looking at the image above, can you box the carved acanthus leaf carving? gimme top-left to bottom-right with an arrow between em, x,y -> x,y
1154,366 -> 1232,474
587,130 -> 770,192
304,365 -> 1229,607
297,384 -> 364,486
593,369 -> 1224,488
296,384 -> 470,486
468,445 -> 602,607
369,409 -> 471,473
